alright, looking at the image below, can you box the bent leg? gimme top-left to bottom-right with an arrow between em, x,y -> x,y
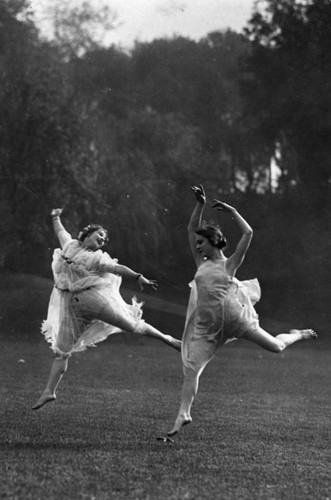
32,356 -> 69,410
96,303 -> 181,352
243,326 -> 317,353
141,323 -> 182,352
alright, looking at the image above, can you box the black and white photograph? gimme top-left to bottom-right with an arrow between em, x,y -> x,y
0,0 -> 330,498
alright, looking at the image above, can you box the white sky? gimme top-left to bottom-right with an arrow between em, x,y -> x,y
29,0 -> 255,49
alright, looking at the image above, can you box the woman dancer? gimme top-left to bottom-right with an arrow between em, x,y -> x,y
32,208 -> 181,410
165,185 -> 316,438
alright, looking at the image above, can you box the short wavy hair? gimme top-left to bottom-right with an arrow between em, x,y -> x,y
195,223 -> 227,249
77,224 -> 109,243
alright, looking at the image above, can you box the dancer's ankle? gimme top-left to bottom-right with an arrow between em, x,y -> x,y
168,415 -> 192,436
31,393 -> 56,410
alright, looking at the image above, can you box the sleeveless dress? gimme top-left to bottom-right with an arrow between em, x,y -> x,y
182,259 -> 261,376
42,239 -> 145,357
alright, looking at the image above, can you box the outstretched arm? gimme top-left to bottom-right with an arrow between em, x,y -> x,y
212,200 -> 253,275
105,262 -> 158,291
189,185 -> 206,267
51,208 -> 71,248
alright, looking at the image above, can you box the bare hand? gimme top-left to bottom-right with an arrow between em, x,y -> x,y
212,200 -> 235,213
137,275 -> 159,291
51,208 -> 63,217
191,184 -> 206,204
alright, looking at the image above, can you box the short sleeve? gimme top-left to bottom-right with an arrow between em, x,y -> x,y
99,252 -> 118,273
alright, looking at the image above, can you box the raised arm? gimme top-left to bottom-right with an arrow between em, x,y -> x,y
212,200 -> 253,275
188,185 -> 206,267
51,208 -> 72,248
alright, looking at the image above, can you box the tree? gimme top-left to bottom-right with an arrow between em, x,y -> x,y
71,46 -> 132,118
34,0 -> 118,60
129,33 -> 265,193
93,108 -> 204,274
243,0 -> 331,190
0,0 -> 105,272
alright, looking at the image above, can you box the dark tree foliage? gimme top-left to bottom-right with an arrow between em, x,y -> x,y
243,0 -> 331,190
129,34 -> 260,192
71,46 -> 132,117
89,106 -> 205,273
2,0 -> 330,295
69,33 -> 256,274
0,0 -> 103,272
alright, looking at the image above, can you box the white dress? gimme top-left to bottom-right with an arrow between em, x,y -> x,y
42,239 -> 145,357
182,259 -> 261,375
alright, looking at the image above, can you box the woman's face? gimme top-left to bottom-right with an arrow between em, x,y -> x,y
195,235 -> 214,259
83,229 -> 108,251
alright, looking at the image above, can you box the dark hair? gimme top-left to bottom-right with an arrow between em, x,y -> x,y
77,224 -> 109,243
195,224 -> 227,249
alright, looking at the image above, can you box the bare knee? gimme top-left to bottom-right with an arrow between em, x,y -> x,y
244,328 -> 286,353
269,335 -> 286,354
270,341 -> 285,353
54,356 -> 69,374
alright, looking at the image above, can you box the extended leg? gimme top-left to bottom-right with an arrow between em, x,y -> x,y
142,323 -> 182,352
32,355 -> 69,410
243,327 -> 317,353
96,304 -> 182,352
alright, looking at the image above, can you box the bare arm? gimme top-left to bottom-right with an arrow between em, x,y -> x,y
212,200 -> 253,275
103,262 -> 158,291
50,208 -> 71,248
188,185 -> 206,267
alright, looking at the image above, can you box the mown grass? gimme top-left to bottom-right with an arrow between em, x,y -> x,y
0,336 -> 329,500
0,273 -> 330,499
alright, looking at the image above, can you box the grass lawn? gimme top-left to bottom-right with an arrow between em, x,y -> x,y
0,274 -> 330,499
1,338 -> 330,499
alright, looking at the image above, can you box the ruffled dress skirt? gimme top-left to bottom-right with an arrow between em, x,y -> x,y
42,249 -> 145,357
182,277 -> 261,376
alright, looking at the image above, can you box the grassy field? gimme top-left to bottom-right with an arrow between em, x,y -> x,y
0,274 -> 330,499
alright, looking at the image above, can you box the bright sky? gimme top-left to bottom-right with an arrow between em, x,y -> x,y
29,0 -> 255,49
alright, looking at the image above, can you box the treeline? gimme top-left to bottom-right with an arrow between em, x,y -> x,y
1,0 -> 330,293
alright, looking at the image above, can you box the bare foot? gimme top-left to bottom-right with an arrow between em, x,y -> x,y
167,416 -> 192,437
32,394 -> 56,410
290,329 -> 317,340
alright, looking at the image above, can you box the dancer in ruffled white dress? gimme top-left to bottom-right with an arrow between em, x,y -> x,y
32,208 -> 181,410
164,185 -> 317,438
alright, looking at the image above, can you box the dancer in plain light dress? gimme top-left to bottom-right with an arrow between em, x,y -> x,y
164,185 -> 317,438
32,208 -> 181,410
